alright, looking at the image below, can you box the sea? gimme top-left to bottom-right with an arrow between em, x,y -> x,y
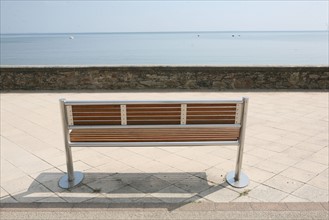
0,31 -> 328,65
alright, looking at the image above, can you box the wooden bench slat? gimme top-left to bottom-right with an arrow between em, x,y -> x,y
73,121 -> 122,125
187,103 -> 236,107
73,113 -> 121,116
127,104 -> 181,108
187,107 -> 236,111
127,108 -> 182,111
70,127 -> 240,142
72,105 -> 121,110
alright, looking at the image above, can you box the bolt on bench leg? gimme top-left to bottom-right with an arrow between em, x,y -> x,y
226,97 -> 249,188
58,99 -> 84,189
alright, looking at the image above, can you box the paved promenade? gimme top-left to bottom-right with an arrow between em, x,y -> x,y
1,91 -> 328,209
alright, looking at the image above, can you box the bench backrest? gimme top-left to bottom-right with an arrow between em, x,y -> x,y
62,100 -> 245,127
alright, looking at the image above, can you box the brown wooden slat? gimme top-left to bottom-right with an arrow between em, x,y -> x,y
127,108 -> 181,112
73,117 -> 121,121
70,127 -> 240,142
187,120 -> 235,124
73,121 -> 121,125
70,128 -> 238,133
127,104 -> 181,108
73,113 -> 121,117
128,121 -> 180,125
127,116 -> 181,120
187,107 -> 236,111
126,112 -> 181,116
187,111 -> 236,116
187,115 -> 236,118
71,138 -> 238,142
72,105 -> 121,110
187,104 -> 236,107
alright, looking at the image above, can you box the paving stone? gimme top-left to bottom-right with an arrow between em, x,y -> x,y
282,147 -> 314,160
268,153 -> 300,166
91,160 -> 135,174
112,172 -> 152,185
134,195 -> 165,203
263,175 -> 305,194
151,185 -> 195,203
36,196 -> 67,203
125,175 -> 172,194
241,154 -> 264,166
292,184 -> 329,202
248,184 -> 289,202
11,184 -> 55,203
244,166 -> 276,183
104,185 -> 146,203
247,148 -> 278,159
307,169 -> 329,191
293,142 -> 327,153
182,195 -> 211,203
57,185 -> 99,203
173,175 -> 214,194
0,187 -> 9,198
293,160 -> 328,173
280,167 -> 317,183
57,161 -> 92,173
198,186 -> 240,202
254,160 -> 289,173
0,195 -> 18,203
195,166 -> 227,185
152,172 -> 193,185
86,175 -> 127,193
1,175 -> 35,194
263,142 -> 292,153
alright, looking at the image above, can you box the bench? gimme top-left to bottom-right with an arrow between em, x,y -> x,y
59,98 -> 250,189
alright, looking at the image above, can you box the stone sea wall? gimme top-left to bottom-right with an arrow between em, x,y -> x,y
1,66 -> 328,90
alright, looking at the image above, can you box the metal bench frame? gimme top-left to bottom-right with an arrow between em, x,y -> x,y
59,98 -> 249,189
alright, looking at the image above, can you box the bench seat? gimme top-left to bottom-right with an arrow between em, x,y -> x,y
70,127 -> 240,142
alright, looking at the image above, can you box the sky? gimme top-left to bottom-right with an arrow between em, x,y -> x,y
1,0 -> 328,34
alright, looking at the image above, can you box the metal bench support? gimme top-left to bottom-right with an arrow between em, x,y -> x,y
59,99 -> 84,189
226,97 -> 249,188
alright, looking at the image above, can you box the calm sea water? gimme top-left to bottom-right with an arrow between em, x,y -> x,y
0,31 -> 328,65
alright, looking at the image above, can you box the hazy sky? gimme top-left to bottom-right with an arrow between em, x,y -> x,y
1,0 -> 328,34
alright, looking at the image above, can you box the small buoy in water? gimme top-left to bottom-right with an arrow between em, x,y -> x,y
197,34 -> 200,37
232,35 -> 234,37
69,36 -> 74,40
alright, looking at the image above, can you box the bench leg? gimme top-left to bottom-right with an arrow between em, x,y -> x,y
58,99 -> 84,189
226,141 -> 249,188
58,144 -> 84,189
226,97 -> 249,188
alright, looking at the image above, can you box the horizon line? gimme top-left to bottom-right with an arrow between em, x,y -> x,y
1,30 -> 328,35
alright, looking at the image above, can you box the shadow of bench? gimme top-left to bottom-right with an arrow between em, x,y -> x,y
1,171 -> 233,206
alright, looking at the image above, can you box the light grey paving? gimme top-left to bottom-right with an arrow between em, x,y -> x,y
1,91 -> 328,204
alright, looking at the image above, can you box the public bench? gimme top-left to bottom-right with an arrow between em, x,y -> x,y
58,98 -> 250,189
